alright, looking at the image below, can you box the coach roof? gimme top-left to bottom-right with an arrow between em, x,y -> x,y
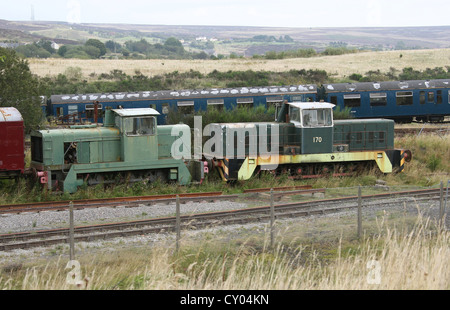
324,79 -> 450,93
50,84 -> 318,104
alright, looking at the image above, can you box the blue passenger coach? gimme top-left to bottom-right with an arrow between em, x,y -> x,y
323,79 -> 450,122
46,79 -> 450,124
49,84 -> 318,124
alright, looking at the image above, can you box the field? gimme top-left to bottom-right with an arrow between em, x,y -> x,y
28,48 -> 450,81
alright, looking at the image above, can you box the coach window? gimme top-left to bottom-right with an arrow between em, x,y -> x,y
266,96 -> 283,110
68,105 -> 79,120
291,95 -> 304,102
343,94 -> 361,108
419,91 -> 426,104
236,97 -> 253,108
177,101 -> 194,115
369,93 -> 387,106
85,103 -> 103,119
428,92 -> 435,103
396,91 -> 413,105
436,90 -> 442,104
56,107 -> 64,118
161,103 -> 169,114
207,99 -> 224,111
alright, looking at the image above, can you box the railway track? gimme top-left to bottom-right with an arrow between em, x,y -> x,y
0,187 -> 445,251
0,191 -> 225,214
0,185 -> 314,214
394,126 -> 450,137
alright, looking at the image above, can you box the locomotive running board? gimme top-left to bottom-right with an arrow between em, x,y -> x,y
236,149 -> 410,181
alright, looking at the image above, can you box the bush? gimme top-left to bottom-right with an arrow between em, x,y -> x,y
166,104 -> 277,128
322,47 -> 358,56
64,66 -> 83,81
349,73 -> 363,81
63,46 -> 91,59
333,106 -> 353,119
15,44 -> 51,58
85,39 -> 106,57
346,66 -> 450,83
426,154 -> 441,172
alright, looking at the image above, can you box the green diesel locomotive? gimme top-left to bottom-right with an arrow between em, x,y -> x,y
208,101 -> 411,181
30,108 -> 204,193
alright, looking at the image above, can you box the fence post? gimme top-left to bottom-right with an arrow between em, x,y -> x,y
176,195 -> 181,253
445,180 -> 450,210
69,201 -> 75,260
270,188 -> 274,249
439,181 -> 444,228
444,180 -> 449,229
357,186 -> 362,239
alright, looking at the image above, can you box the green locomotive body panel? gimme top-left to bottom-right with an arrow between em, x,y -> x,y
333,119 -> 394,151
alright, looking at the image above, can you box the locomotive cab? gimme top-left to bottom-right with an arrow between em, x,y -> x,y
284,101 -> 335,154
110,108 -> 159,162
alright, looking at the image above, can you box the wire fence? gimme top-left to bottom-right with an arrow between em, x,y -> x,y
65,181 -> 449,258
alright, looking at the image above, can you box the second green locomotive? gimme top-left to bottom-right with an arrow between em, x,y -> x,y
207,101 -> 411,181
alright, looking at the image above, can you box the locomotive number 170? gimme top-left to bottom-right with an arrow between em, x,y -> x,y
313,137 -> 323,143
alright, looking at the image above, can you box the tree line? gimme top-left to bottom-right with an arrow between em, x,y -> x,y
13,37 -> 211,60
13,37 -> 362,61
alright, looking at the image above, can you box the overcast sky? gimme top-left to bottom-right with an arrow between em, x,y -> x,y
1,0 -> 449,28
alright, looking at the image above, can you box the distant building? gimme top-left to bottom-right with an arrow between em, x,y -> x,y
51,42 -> 60,50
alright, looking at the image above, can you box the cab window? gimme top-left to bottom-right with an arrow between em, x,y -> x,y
125,117 -> 156,136
289,106 -> 301,122
302,109 -> 332,127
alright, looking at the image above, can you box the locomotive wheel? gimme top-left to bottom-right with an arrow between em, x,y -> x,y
281,161 -> 381,180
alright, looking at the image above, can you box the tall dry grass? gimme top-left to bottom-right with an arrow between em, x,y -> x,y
28,48 -> 450,81
391,132 -> 450,186
1,217 -> 448,290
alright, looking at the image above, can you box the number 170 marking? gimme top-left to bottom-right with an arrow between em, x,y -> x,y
313,137 -> 323,143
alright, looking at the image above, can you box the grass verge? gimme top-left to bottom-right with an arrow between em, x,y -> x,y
0,210 -> 447,289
